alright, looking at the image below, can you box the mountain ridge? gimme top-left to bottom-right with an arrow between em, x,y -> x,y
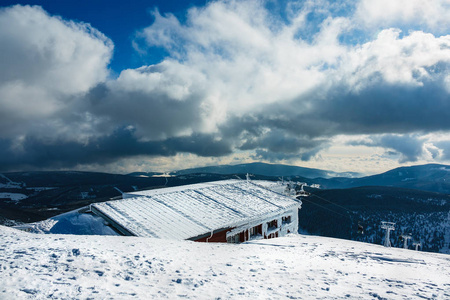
129,162 -> 450,194
314,163 -> 450,193
129,162 -> 362,179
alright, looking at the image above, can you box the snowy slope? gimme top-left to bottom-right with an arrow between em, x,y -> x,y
13,209 -> 119,236
0,226 -> 449,299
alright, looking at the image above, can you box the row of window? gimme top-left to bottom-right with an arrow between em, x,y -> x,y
227,214 -> 293,243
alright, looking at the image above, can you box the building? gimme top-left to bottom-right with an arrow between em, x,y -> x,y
90,179 -> 301,243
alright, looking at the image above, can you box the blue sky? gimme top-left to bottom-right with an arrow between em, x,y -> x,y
0,0 -> 450,174
0,0 -> 209,72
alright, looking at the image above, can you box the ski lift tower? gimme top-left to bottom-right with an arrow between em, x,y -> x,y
412,241 -> 421,251
402,234 -> 412,249
381,221 -> 395,247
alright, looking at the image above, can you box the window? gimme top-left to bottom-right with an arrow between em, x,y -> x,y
227,234 -> 240,243
282,215 -> 291,224
267,219 -> 278,230
234,234 -> 240,243
250,225 -> 262,238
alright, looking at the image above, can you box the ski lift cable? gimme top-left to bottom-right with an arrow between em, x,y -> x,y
308,192 -> 354,215
300,196 -> 350,219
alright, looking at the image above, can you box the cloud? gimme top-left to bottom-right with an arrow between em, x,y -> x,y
101,62 -> 208,139
355,0 -> 450,32
134,0 -> 341,117
346,133 -> 450,164
1,1 -> 450,172
133,1 -> 450,139
0,5 -> 113,140
0,127 -> 232,170
378,135 -> 425,163
348,134 -> 427,163
435,140 -> 450,161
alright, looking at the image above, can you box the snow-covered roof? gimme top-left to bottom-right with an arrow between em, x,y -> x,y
91,180 -> 301,240
251,180 -> 288,194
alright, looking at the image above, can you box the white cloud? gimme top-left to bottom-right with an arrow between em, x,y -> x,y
445,74 -> 450,93
0,5 -> 113,139
355,0 -> 450,32
133,0 -> 350,133
115,62 -> 205,101
340,29 -> 450,89
131,0 -> 450,140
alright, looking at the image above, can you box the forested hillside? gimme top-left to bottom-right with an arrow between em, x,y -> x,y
299,186 -> 450,253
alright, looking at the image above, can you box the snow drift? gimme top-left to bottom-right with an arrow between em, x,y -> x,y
0,225 -> 449,299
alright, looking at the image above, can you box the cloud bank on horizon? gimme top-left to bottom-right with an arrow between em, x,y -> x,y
1,0 -> 450,174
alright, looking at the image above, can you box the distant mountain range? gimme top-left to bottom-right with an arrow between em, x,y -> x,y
130,162 -> 362,179
314,163 -> 450,194
130,162 -> 450,194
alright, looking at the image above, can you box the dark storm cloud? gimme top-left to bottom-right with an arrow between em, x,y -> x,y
217,70 -> 450,147
164,134 -> 231,157
47,73 -> 450,169
0,128 -> 232,171
86,81 -> 206,141
349,134 -> 425,163
252,147 -> 324,162
213,71 -> 450,163
220,117 -> 329,161
252,150 -> 299,162
233,73 -> 450,148
316,78 -> 450,135
379,135 -> 424,163
215,73 -> 449,161
0,129 -> 166,170
246,130 -> 326,157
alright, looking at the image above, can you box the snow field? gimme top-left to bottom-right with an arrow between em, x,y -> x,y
0,225 -> 449,299
0,192 -> 28,202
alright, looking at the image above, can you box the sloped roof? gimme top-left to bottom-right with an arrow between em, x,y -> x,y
91,180 -> 301,240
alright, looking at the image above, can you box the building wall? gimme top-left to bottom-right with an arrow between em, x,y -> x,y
192,207 -> 299,244
225,208 -> 299,243
194,228 -> 230,243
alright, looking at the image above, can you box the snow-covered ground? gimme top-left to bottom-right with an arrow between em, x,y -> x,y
13,209 -> 118,236
0,192 -> 28,202
1,226 -> 449,299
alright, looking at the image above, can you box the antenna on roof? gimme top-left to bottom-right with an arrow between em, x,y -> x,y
380,221 -> 395,247
297,184 -> 310,198
114,187 -> 124,196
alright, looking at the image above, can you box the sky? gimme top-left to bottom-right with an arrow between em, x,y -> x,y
0,0 -> 450,175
